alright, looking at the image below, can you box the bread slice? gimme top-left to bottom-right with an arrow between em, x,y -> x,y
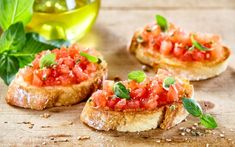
6,57 -> 107,110
129,31 -> 231,81
80,77 -> 194,132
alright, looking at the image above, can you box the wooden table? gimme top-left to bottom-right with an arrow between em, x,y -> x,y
1,0 -> 235,146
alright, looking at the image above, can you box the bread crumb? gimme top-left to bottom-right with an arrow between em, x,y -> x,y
206,143 -> 209,147
77,135 -> 90,140
42,142 -> 46,145
40,113 -> 51,118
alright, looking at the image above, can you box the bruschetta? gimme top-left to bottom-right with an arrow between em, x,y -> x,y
6,44 -> 107,110
129,15 -> 231,81
80,69 -> 194,132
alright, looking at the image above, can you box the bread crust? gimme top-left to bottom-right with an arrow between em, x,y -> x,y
80,78 -> 194,132
6,61 -> 107,110
129,31 -> 231,81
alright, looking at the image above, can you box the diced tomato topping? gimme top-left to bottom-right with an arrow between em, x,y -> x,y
91,69 -> 186,111
23,44 -> 99,87
139,22 -> 222,62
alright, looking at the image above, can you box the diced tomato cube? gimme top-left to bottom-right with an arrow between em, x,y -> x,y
32,73 -> 43,87
127,100 -> 140,109
180,52 -> 193,61
173,45 -> 185,57
141,96 -> 158,110
115,99 -> 127,110
160,40 -> 173,55
107,98 -> 120,109
167,85 -> 179,102
92,90 -> 107,107
130,88 -> 148,99
192,51 -> 205,61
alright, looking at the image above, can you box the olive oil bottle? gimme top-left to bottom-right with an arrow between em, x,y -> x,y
27,0 -> 100,41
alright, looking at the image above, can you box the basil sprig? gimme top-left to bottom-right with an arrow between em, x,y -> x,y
113,82 -> 130,99
39,53 -> 56,69
182,98 -> 217,129
128,70 -> 146,83
163,77 -> 175,90
190,35 -> 209,51
80,52 -> 101,64
155,15 -> 168,32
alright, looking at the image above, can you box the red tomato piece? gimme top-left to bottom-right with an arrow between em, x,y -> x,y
130,88 -> 148,100
160,40 -> 173,55
127,99 -> 140,109
115,99 -> 127,110
192,51 -> 205,61
32,73 -> 43,87
173,45 -> 185,57
167,85 -> 179,102
107,98 -> 120,109
93,90 -> 107,107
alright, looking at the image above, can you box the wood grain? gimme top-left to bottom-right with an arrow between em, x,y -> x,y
0,0 -> 235,146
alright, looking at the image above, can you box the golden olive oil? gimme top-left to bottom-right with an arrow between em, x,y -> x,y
27,0 -> 100,41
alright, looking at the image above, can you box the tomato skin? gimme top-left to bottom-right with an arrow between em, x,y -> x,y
160,40 -> 173,55
23,68 -> 33,83
167,85 -> 179,102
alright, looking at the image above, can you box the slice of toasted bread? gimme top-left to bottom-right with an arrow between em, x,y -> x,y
6,58 -> 107,110
80,75 -> 194,132
129,31 -> 231,81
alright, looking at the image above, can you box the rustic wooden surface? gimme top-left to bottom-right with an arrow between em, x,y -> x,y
1,0 -> 235,146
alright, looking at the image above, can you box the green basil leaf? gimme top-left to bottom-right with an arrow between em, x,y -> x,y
113,82 -> 130,99
182,98 -> 203,117
0,22 -> 26,54
0,0 -> 34,30
39,53 -> 56,69
80,52 -> 101,63
200,114 -> 217,129
128,70 -> 146,83
163,76 -> 175,90
155,15 -> 168,32
191,35 -> 209,51
0,54 -> 19,85
9,32 -> 58,68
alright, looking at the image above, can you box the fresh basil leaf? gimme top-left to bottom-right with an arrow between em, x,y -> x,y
128,70 -> 146,83
80,52 -> 101,63
163,76 -> 175,90
155,15 -> 168,32
182,98 -> 203,117
39,53 -> 56,69
0,54 -> 19,85
22,32 -> 56,53
46,39 -> 70,48
200,114 -> 217,129
0,22 -> 26,54
113,82 -> 130,99
0,0 -> 34,30
8,32 -> 57,68
191,35 -> 209,51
